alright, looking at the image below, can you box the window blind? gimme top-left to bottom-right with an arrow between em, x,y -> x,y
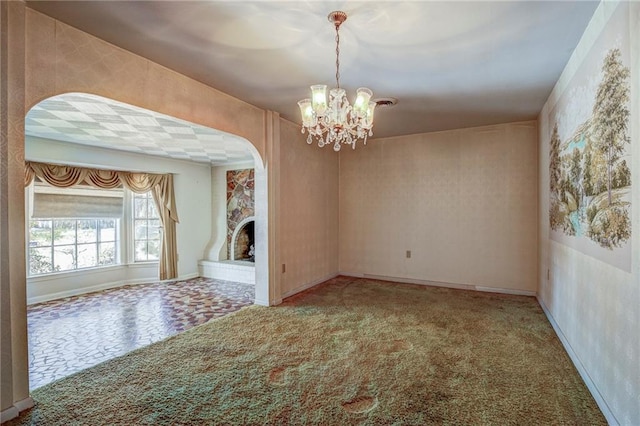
32,193 -> 124,218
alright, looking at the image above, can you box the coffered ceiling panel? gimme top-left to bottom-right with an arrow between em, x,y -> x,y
26,93 -> 255,165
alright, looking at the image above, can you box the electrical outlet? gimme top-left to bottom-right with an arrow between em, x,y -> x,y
406,250 -> 411,259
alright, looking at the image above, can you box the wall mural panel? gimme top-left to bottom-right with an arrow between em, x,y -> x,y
549,4 -> 632,271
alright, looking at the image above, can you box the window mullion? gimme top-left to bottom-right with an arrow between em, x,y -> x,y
96,220 -> 100,266
74,220 -> 78,269
123,190 -> 130,264
51,221 -> 56,272
145,215 -> 150,261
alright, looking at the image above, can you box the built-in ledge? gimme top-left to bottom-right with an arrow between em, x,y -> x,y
198,260 -> 255,285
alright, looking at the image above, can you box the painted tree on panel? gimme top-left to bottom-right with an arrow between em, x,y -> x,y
592,48 -> 631,205
549,123 -> 573,234
549,48 -> 631,249
588,48 -> 631,248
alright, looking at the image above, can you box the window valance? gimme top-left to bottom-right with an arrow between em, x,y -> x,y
25,161 -> 179,280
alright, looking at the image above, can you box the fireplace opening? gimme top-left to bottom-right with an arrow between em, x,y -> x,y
233,220 -> 255,262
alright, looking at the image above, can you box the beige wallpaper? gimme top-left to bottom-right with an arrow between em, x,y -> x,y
279,119 -> 339,296
2,0 -> 31,415
1,0 -> 14,412
538,2 -> 639,424
24,10 -> 267,162
339,121 -> 538,293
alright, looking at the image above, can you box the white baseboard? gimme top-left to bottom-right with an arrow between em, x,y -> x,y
281,272 -> 339,299
537,296 -> 618,426
0,397 -> 34,423
0,406 -> 18,423
28,273 -> 200,305
168,273 -> 199,282
28,279 -> 141,305
254,297 -> 270,307
14,397 -> 34,412
475,286 -> 536,296
340,272 -> 537,296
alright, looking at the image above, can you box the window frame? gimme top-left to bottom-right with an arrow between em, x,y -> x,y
27,218 -> 121,276
131,191 -> 162,264
25,183 -> 161,279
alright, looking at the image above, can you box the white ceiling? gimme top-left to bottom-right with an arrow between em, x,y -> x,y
26,1 -> 599,146
27,93 -> 255,165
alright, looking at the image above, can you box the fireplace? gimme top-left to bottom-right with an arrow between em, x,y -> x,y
198,168 -> 256,285
232,218 -> 255,262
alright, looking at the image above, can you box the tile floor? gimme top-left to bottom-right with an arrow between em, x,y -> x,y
28,277 -> 254,390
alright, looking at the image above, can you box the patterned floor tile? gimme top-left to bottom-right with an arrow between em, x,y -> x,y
28,277 -> 254,390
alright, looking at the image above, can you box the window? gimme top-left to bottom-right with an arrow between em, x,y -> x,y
133,192 -> 161,262
27,182 -> 123,277
28,219 -> 119,275
26,183 -> 162,276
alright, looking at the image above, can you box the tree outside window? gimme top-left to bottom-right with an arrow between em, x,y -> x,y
28,218 -> 119,276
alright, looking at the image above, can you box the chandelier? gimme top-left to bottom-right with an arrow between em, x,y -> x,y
298,11 -> 376,152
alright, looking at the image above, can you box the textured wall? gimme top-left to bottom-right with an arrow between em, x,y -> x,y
0,1 -> 12,411
538,2 -> 639,424
1,0 -> 31,416
339,121 -> 538,293
279,120 -> 339,296
24,10 -> 267,161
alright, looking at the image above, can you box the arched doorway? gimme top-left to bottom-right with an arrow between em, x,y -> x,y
22,92 -> 271,388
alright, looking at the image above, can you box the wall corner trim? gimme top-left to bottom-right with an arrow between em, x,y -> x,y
537,296 -> 618,426
0,397 -> 34,423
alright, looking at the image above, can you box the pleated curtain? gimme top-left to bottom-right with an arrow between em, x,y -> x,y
25,161 -> 179,280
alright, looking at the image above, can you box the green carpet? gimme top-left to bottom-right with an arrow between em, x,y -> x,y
9,276 -> 605,425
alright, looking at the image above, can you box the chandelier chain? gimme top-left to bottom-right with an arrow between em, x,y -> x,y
335,23 -> 340,88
